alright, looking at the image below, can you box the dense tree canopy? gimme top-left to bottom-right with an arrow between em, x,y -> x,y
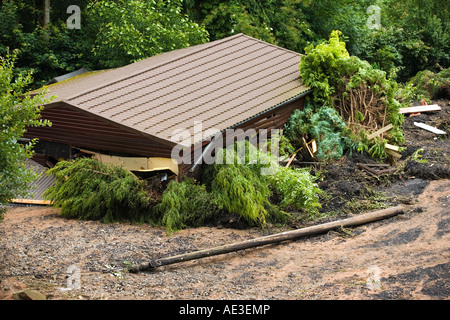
0,0 -> 448,87
0,0 -> 209,88
183,0 -> 449,81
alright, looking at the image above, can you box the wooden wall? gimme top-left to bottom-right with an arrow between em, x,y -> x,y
25,104 -> 174,158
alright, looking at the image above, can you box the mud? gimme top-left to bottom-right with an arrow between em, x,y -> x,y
0,99 -> 449,300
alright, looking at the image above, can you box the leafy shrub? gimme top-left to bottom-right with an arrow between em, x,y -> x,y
203,141 -> 321,225
0,53 -> 52,217
44,158 -> 152,223
267,166 -> 322,214
153,178 -> 219,233
407,68 -> 450,100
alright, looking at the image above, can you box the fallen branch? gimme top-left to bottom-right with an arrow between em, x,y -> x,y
357,163 -> 380,177
128,205 -> 404,273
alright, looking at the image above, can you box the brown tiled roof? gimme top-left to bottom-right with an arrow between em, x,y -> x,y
42,33 -> 309,146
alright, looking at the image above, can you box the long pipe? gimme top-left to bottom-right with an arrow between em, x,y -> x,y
129,205 -> 404,272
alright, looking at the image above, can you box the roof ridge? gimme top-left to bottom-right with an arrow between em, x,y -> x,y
238,33 -> 302,56
65,33 -> 247,103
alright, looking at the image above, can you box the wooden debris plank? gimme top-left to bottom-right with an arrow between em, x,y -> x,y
285,153 -> 298,168
385,144 -> 400,151
386,149 -> 402,159
399,105 -> 441,114
285,146 -> 303,168
413,122 -> 446,135
10,199 -> 52,205
302,137 -> 314,158
308,139 -> 317,153
368,124 -> 393,140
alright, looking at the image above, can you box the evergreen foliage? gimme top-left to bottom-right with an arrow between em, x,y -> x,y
202,141 -> 322,225
212,164 -> 271,226
153,177 -> 219,233
42,141 -> 321,231
268,166 -> 322,214
44,158 -> 152,223
284,102 -> 353,161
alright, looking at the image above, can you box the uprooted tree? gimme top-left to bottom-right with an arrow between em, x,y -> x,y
297,30 -> 405,160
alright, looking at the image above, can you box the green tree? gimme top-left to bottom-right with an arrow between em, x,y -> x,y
0,0 -> 209,87
44,158 -> 152,223
0,53 -> 52,218
361,0 -> 450,81
87,0 -> 210,68
184,0 -> 372,55
0,1 -> 93,89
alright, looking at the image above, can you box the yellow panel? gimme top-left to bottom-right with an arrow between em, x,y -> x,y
92,153 -> 178,175
93,154 -> 148,170
148,157 -> 178,175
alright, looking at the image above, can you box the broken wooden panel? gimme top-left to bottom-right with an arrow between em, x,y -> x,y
10,160 -> 55,205
368,124 -> 393,140
413,122 -> 446,135
399,105 -> 441,114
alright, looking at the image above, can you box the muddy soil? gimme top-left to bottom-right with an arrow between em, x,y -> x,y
1,179 -> 449,301
0,99 -> 449,301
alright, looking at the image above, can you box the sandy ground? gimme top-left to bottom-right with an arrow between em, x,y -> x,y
1,178 -> 449,300
1,98 -> 449,301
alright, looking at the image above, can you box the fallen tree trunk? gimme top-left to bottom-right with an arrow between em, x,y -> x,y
128,205 -> 404,273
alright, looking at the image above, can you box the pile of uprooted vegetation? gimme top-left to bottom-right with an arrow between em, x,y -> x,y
43,31 -> 449,233
44,142 -> 323,233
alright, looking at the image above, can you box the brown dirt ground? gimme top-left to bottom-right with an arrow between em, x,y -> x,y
0,179 -> 449,300
1,99 -> 449,301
